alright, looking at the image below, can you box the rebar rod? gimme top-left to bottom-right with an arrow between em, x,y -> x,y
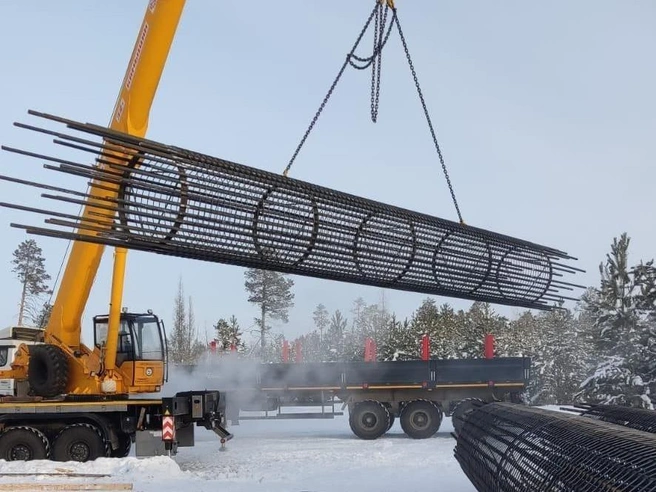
569,403 -> 656,434
454,402 -> 656,491
0,110 -> 585,310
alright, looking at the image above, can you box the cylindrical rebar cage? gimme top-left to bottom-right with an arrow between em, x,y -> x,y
1,111 -> 584,310
454,402 -> 656,491
575,403 -> 656,434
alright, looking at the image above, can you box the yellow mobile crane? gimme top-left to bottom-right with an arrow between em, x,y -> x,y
0,0 -> 231,461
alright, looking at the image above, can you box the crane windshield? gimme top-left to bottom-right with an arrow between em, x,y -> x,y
131,315 -> 163,361
94,313 -> 164,362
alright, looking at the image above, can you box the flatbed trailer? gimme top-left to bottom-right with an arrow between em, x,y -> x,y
0,391 -> 232,461
193,356 -> 531,440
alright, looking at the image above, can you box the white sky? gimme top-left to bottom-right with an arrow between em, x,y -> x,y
1,1 -> 654,346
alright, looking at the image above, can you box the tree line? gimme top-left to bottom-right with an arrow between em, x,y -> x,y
11,232 -> 656,409
202,232 -> 656,409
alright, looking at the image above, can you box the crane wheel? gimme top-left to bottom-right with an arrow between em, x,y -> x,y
0,426 -> 50,461
110,432 -> 132,458
349,400 -> 390,440
28,344 -> 69,398
400,400 -> 442,439
52,423 -> 107,462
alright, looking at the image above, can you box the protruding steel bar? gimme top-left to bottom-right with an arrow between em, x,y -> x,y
454,402 -> 656,491
0,111 -> 585,310
565,403 -> 656,434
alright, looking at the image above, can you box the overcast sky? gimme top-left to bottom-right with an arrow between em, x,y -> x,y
1,1 -> 654,347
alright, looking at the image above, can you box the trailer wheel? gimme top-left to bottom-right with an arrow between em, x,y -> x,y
452,398 -> 484,435
52,423 -> 107,462
387,413 -> 396,431
0,426 -> 50,461
110,432 -> 132,458
349,400 -> 390,440
28,344 -> 69,397
400,400 -> 442,439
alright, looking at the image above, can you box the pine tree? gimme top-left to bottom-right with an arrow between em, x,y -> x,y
530,306 -> 589,405
313,303 -> 330,358
350,297 -> 367,334
11,239 -> 51,326
324,310 -> 348,361
295,331 -> 322,362
260,333 -> 286,363
577,233 -> 656,408
457,302 -> 507,358
379,314 -> 415,360
214,315 -> 244,351
244,268 -> 294,351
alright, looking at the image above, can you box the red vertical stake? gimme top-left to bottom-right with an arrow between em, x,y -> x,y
484,333 -> 495,359
364,337 -> 377,362
364,337 -> 372,362
209,340 -> 217,353
282,340 -> 290,363
295,340 -> 303,363
421,334 -> 430,361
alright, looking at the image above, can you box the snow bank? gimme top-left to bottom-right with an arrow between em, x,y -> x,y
0,415 -> 476,492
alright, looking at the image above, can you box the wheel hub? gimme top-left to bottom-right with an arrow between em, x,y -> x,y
10,444 -> 32,461
362,412 -> 378,428
69,441 -> 91,462
411,411 -> 429,429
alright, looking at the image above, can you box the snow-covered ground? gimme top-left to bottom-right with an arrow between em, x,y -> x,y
0,412 -> 475,492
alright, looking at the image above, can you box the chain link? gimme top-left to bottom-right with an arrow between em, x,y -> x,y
283,3 -> 464,225
282,4 -> 381,178
370,4 -> 388,122
393,15 -> 464,224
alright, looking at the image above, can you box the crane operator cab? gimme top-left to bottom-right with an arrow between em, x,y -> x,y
94,311 -> 168,393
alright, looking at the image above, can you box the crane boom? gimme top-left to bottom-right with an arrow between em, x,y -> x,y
46,0 -> 186,349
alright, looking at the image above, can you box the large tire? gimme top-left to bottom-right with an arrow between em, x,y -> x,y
387,412 -> 396,431
110,432 -> 132,458
452,398 -> 484,435
28,344 -> 69,397
400,400 -> 442,439
0,426 -> 49,461
349,400 -> 390,440
52,423 -> 107,462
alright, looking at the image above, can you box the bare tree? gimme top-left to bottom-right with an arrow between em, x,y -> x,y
170,278 -> 204,364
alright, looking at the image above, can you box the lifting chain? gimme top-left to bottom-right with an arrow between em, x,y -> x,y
282,1 -> 464,224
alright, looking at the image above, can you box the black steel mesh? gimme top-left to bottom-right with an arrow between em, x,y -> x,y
573,403 -> 656,434
1,111 -> 584,310
454,402 -> 656,491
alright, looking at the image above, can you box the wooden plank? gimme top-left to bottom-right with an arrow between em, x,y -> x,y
0,484 -> 132,491
0,472 -> 111,478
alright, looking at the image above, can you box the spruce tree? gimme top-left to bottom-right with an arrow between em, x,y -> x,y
324,310 -> 348,361
214,315 -> 244,351
379,314 -> 415,360
578,233 -> 656,408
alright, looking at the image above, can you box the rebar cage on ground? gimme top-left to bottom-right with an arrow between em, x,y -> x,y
454,402 -> 656,492
569,403 -> 656,434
